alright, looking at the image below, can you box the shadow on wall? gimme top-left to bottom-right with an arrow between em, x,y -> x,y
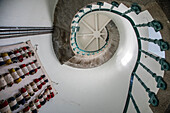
45,0 -> 59,23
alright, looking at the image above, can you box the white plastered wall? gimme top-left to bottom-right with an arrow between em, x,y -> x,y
0,1 -> 164,113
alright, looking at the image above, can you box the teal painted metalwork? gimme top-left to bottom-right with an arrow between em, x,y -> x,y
77,51 -> 80,54
140,49 -> 170,70
71,7 -> 142,113
138,37 -> 169,51
70,2 -> 170,112
122,3 -> 141,15
87,53 -> 90,56
71,43 -> 75,46
75,15 -> 81,18
73,47 -> 77,51
111,1 -> 119,10
129,92 -> 140,113
138,61 -> 167,90
134,20 -> 163,32
72,20 -> 77,23
71,37 -> 74,40
72,26 -> 80,32
133,72 -> 159,106
86,5 -> 92,11
79,9 -> 85,13
97,2 -> 104,10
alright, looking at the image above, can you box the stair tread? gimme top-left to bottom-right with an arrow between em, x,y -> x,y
116,3 -> 129,13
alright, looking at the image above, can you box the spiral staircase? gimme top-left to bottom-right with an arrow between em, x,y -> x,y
53,1 -> 170,113
0,0 -> 170,113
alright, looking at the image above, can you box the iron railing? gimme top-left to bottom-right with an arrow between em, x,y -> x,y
70,1 -> 169,113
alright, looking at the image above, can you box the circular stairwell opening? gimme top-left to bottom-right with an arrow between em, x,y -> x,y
66,8 -> 120,68
75,12 -> 109,53
52,2 -> 120,68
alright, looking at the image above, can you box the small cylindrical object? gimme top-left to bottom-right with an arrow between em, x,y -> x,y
14,50 -> 23,62
1,53 -> 12,65
21,47 -> 29,58
45,89 -> 51,100
8,97 -> 19,111
15,93 -> 26,105
34,79 -> 42,89
20,87 -> 31,101
29,101 -> 38,113
34,99 -> 41,109
22,47 -> 30,57
0,100 -> 12,113
0,75 -> 7,91
23,105 -> 31,113
15,68 -> 25,79
9,68 -> 22,84
39,77 -> 46,86
34,60 -> 41,69
41,75 -> 48,83
8,51 -> 18,63
0,55 -> 6,66
38,94 -> 46,106
25,84 -> 35,96
30,62 -> 38,73
26,46 -> 34,57
3,73 -> 14,87
48,85 -> 54,98
43,92 -> 48,101
26,64 -> 35,75
20,64 -> 29,76
18,48 -> 27,59
30,82 -> 38,92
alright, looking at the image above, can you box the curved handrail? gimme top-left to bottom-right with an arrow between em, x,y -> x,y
70,1 -> 169,113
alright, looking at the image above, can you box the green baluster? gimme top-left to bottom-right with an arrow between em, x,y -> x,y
134,20 -> 163,32
73,47 -> 77,51
79,9 -> 84,13
71,26 -> 75,32
76,26 -> 80,32
72,26 -> 80,32
75,14 -> 81,19
77,51 -> 80,54
140,49 -> 170,70
138,37 -> 169,51
87,53 -> 90,56
97,2 -> 104,10
129,92 -> 140,113
86,5 -> 92,12
71,37 -> 74,40
159,58 -> 170,71
122,3 -> 141,15
72,20 -> 77,24
71,42 -> 75,46
110,1 -> 119,11
133,72 -> 159,106
138,61 -> 167,90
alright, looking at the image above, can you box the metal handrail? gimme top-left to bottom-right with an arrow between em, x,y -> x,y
71,2 -> 169,113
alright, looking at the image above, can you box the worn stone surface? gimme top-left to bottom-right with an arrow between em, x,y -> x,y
65,21 -> 119,68
155,0 -> 170,21
52,26 -> 74,64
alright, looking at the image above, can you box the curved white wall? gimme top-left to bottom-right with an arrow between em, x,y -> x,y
0,1 -> 165,113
